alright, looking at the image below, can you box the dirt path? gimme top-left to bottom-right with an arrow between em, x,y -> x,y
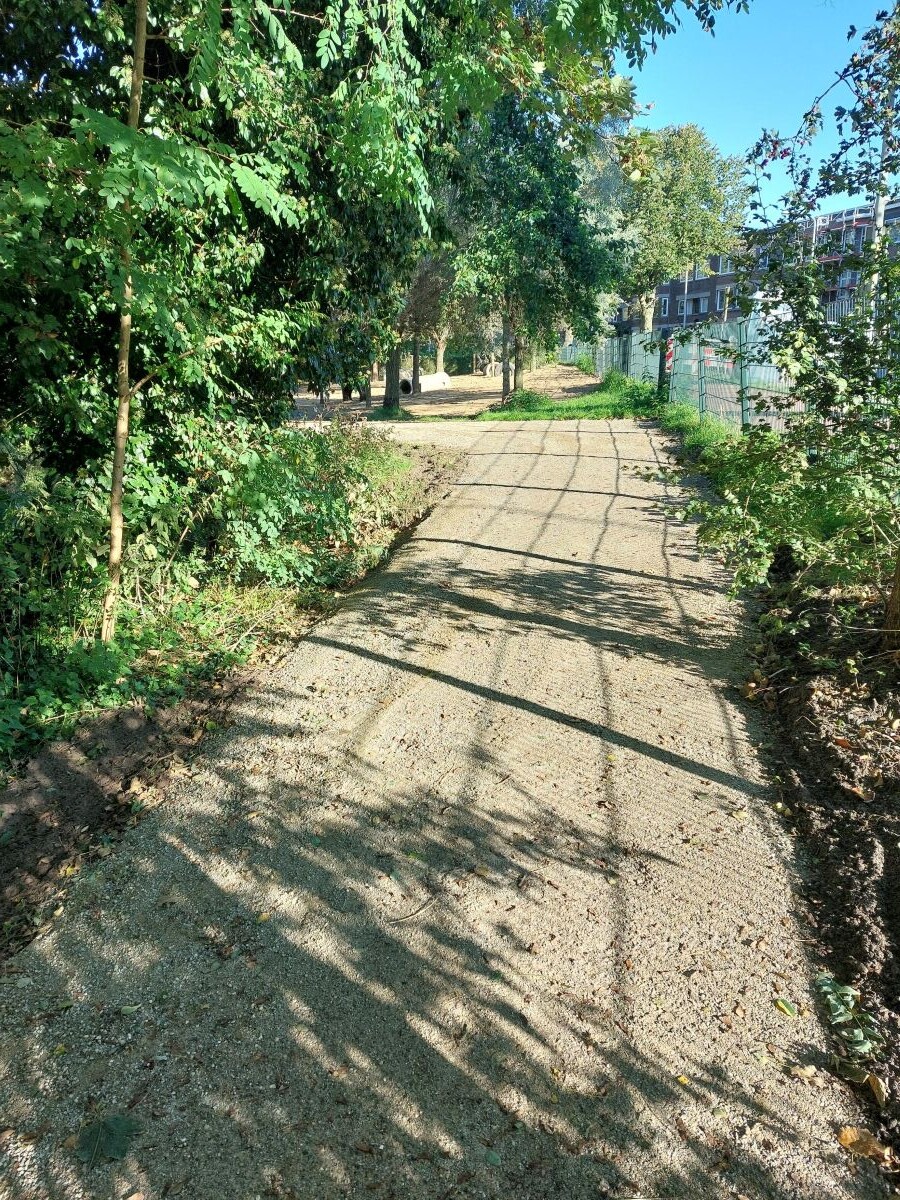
291,362 -> 599,420
0,421 -> 886,1200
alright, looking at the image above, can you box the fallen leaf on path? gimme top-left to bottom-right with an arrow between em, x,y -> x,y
868,1073 -> 888,1107
833,1060 -> 871,1084
75,1115 -> 140,1166
790,1064 -> 818,1082
837,1126 -> 893,1163
774,998 -> 798,1018
484,1149 -> 502,1166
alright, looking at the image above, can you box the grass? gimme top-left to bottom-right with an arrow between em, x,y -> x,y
658,401 -> 737,458
475,372 -> 660,421
366,405 -> 416,422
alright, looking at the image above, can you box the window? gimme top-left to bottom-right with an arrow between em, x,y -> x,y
757,252 -> 769,270
658,296 -> 669,318
677,298 -> 686,316
695,296 -> 709,315
693,263 -> 707,280
716,288 -> 729,312
718,256 -> 733,274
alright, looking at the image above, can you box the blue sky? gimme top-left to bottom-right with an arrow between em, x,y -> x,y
621,0 -> 884,211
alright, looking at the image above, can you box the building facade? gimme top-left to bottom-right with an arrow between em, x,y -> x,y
617,198 -> 900,334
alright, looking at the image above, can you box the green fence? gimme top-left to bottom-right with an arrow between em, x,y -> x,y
560,320 -> 802,431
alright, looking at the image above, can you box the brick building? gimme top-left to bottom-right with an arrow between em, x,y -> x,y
617,197 -> 900,333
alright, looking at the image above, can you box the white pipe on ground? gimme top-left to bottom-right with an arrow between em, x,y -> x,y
399,371 -> 451,395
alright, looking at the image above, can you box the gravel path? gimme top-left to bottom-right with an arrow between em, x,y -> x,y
1,420 -> 887,1200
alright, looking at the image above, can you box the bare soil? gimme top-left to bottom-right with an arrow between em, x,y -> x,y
746,587 -> 900,1150
291,363 -> 601,421
0,408 -> 889,1200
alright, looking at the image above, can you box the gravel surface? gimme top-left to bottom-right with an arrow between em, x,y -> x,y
0,419 -> 887,1200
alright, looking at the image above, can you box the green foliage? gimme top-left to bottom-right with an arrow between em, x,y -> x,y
453,95 -> 626,347
479,376 -> 658,421
0,423 -> 418,765
621,124 -> 749,324
659,402 -> 737,457
816,973 -> 886,1063
574,351 -> 597,375
681,7 -> 900,607
0,0 -> 760,756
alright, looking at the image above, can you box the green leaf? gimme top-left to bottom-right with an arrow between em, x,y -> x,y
75,1115 -> 140,1166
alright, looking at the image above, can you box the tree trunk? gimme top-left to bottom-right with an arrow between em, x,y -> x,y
100,0 -> 148,645
436,335 -> 447,375
383,344 -> 402,411
501,311 -> 511,401
884,548 -> 900,654
638,292 -> 655,333
360,379 -> 372,408
513,333 -> 525,391
341,383 -> 353,404
411,336 -> 421,394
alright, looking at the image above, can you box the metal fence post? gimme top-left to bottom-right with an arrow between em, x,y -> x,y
657,337 -> 667,396
622,333 -> 631,378
738,320 -> 750,428
698,344 -> 707,419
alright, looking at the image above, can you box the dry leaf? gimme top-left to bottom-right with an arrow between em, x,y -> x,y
868,1073 -> 888,1108
790,1064 -> 817,1081
837,1126 -> 892,1163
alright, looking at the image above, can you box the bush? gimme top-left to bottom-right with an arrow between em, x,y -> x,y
0,419 -> 415,766
574,351 -> 596,375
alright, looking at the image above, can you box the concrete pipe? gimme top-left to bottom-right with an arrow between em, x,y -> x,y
399,371 -> 451,395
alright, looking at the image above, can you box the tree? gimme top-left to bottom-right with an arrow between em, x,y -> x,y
453,96 -> 626,398
1,0 -> 754,637
621,124 -> 749,331
744,5 -> 900,652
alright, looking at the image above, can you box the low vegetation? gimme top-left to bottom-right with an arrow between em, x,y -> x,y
479,372 -> 659,421
0,423 -> 449,773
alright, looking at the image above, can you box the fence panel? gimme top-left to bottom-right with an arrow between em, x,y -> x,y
560,321 -> 803,431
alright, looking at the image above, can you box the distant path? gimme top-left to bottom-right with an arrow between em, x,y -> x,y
290,362 -> 600,420
0,420 -> 884,1200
